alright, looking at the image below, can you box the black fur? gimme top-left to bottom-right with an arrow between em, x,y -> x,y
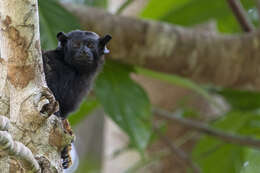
42,30 -> 111,119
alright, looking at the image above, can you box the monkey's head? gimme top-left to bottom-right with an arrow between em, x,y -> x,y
56,30 -> 112,73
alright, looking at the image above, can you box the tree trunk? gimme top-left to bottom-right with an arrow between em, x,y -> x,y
0,0 -> 73,172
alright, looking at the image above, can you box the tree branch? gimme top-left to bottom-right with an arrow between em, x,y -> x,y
65,3 -> 260,90
153,125 -> 201,173
227,0 -> 254,32
153,108 -> 260,149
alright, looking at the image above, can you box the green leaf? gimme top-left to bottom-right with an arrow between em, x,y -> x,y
140,0 -> 256,33
140,0 -> 191,20
68,98 -> 100,126
214,88 -> 260,111
160,0 -> 232,26
217,111 -> 260,139
39,0 -> 81,50
193,110 -> 260,172
94,61 -> 152,151
193,142 -> 244,173
240,149 -> 260,173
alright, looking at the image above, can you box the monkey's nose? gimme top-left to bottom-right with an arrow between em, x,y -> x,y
81,50 -> 90,57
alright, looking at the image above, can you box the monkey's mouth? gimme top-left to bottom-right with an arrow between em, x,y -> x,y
75,53 -> 94,64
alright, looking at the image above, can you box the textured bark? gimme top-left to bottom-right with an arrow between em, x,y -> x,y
0,0 -> 72,172
65,4 -> 260,90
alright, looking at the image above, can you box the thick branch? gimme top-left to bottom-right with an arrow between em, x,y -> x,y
227,0 -> 254,32
154,108 -> 260,149
65,4 -> 260,90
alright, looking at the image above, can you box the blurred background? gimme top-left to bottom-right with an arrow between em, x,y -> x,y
39,0 -> 260,172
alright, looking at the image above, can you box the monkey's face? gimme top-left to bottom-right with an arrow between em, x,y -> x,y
57,30 -> 111,73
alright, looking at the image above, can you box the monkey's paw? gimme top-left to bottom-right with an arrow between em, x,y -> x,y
61,144 -> 72,169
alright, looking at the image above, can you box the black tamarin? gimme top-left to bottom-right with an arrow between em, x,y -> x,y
42,30 -> 111,119
42,30 -> 111,168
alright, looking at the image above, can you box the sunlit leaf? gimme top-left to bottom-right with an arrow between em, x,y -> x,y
140,0 -> 191,20
140,0 -> 256,33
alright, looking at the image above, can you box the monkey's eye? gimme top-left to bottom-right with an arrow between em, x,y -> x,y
86,42 -> 95,49
72,41 -> 81,48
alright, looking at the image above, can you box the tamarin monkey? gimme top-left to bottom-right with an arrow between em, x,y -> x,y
42,30 -> 111,168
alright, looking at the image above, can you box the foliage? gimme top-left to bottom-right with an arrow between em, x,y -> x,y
141,0 -> 257,33
192,111 -> 260,173
95,61 -> 152,151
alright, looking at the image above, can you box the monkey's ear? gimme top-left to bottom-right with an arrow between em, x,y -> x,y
57,32 -> 68,43
99,34 -> 112,54
99,34 -> 112,46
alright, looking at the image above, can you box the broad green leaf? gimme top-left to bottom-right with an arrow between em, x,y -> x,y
140,0 -> 256,33
140,0 -> 191,20
68,98 -> 100,126
161,0 -> 230,26
193,141 -> 244,173
214,88 -> 260,111
94,61 -> 152,151
39,0 -> 81,50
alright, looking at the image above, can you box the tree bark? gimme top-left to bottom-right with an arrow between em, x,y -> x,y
0,0 -> 72,172
65,4 -> 260,90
